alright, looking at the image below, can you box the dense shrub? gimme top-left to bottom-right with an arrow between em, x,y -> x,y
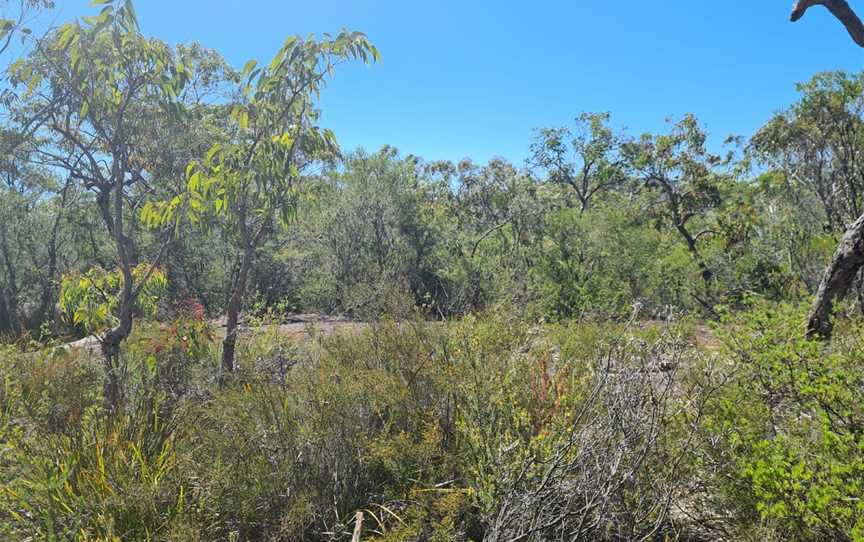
0,312 -> 721,541
7,307 -> 864,540
700,303 -> 864,541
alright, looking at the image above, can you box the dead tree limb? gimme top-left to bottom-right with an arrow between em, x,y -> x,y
791,1 -> 864,339
791,0 -> 864,48
806,214 -> 864,339
351,511 -> 364,542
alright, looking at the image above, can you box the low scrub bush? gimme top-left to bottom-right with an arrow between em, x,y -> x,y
6,309 -> 864,541
701,303 -> 864,542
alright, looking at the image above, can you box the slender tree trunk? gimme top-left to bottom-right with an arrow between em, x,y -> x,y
33,193 -> 65,329
0,293 -> 12,335
659,182 -> 714,288
100,338 -> 124,414
674,222 -> 714,286
36,237 -> 58,326
100,265 -> 134,413
220,242 -> 255,380
806,212 -> 864,340
0,222 -> 21,335
99,166 -> 136,413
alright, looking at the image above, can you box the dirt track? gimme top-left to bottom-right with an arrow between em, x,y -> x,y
61,316 -> 719,354
61,314 -> 368,354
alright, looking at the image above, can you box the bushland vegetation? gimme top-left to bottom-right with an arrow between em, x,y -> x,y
4,0 -> 864,540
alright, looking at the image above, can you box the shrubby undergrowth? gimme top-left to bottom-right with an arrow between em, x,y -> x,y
3,305 -> 862,541
2,2 -> 864,541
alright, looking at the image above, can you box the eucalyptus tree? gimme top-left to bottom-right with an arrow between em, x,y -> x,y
0,132 -> 76,335
529,112 -> 626,213
10,0 -> 190,409
752,71 -> 864,232
179,31 -> 378,377
0,0 -> 61,335
293,148 -> 451,318
622,115 -> 732,307
0,0 -> 53,59
429,158 -> 547,313
789,0 -> 864,338
140,43 -> 238,312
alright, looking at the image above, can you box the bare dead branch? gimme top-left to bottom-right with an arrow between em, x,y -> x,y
791,0 -> 864,47
351,511 -> 364,542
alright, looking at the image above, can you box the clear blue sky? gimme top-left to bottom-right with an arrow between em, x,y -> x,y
48,1 -> 864,164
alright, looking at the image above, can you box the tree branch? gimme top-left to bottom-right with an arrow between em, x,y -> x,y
791,0 -> 864,48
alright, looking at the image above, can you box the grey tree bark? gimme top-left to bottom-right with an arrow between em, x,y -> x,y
99,166 -> 136,414
219,215 -> 270,383
791,1 -> 864,46
792,0 -> 864,339
806,214 -> 864,338
220,243 -> 254,380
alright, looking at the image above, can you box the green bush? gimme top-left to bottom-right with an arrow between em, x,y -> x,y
12,307 -> 864,540
704,302 -> 864,541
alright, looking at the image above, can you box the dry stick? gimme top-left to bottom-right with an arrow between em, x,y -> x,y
351,511 -> 364,542
791,0 -> 864,48
806,213 -> 864,338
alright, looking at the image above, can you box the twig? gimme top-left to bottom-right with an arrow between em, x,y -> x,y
351,511 -> 364,542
